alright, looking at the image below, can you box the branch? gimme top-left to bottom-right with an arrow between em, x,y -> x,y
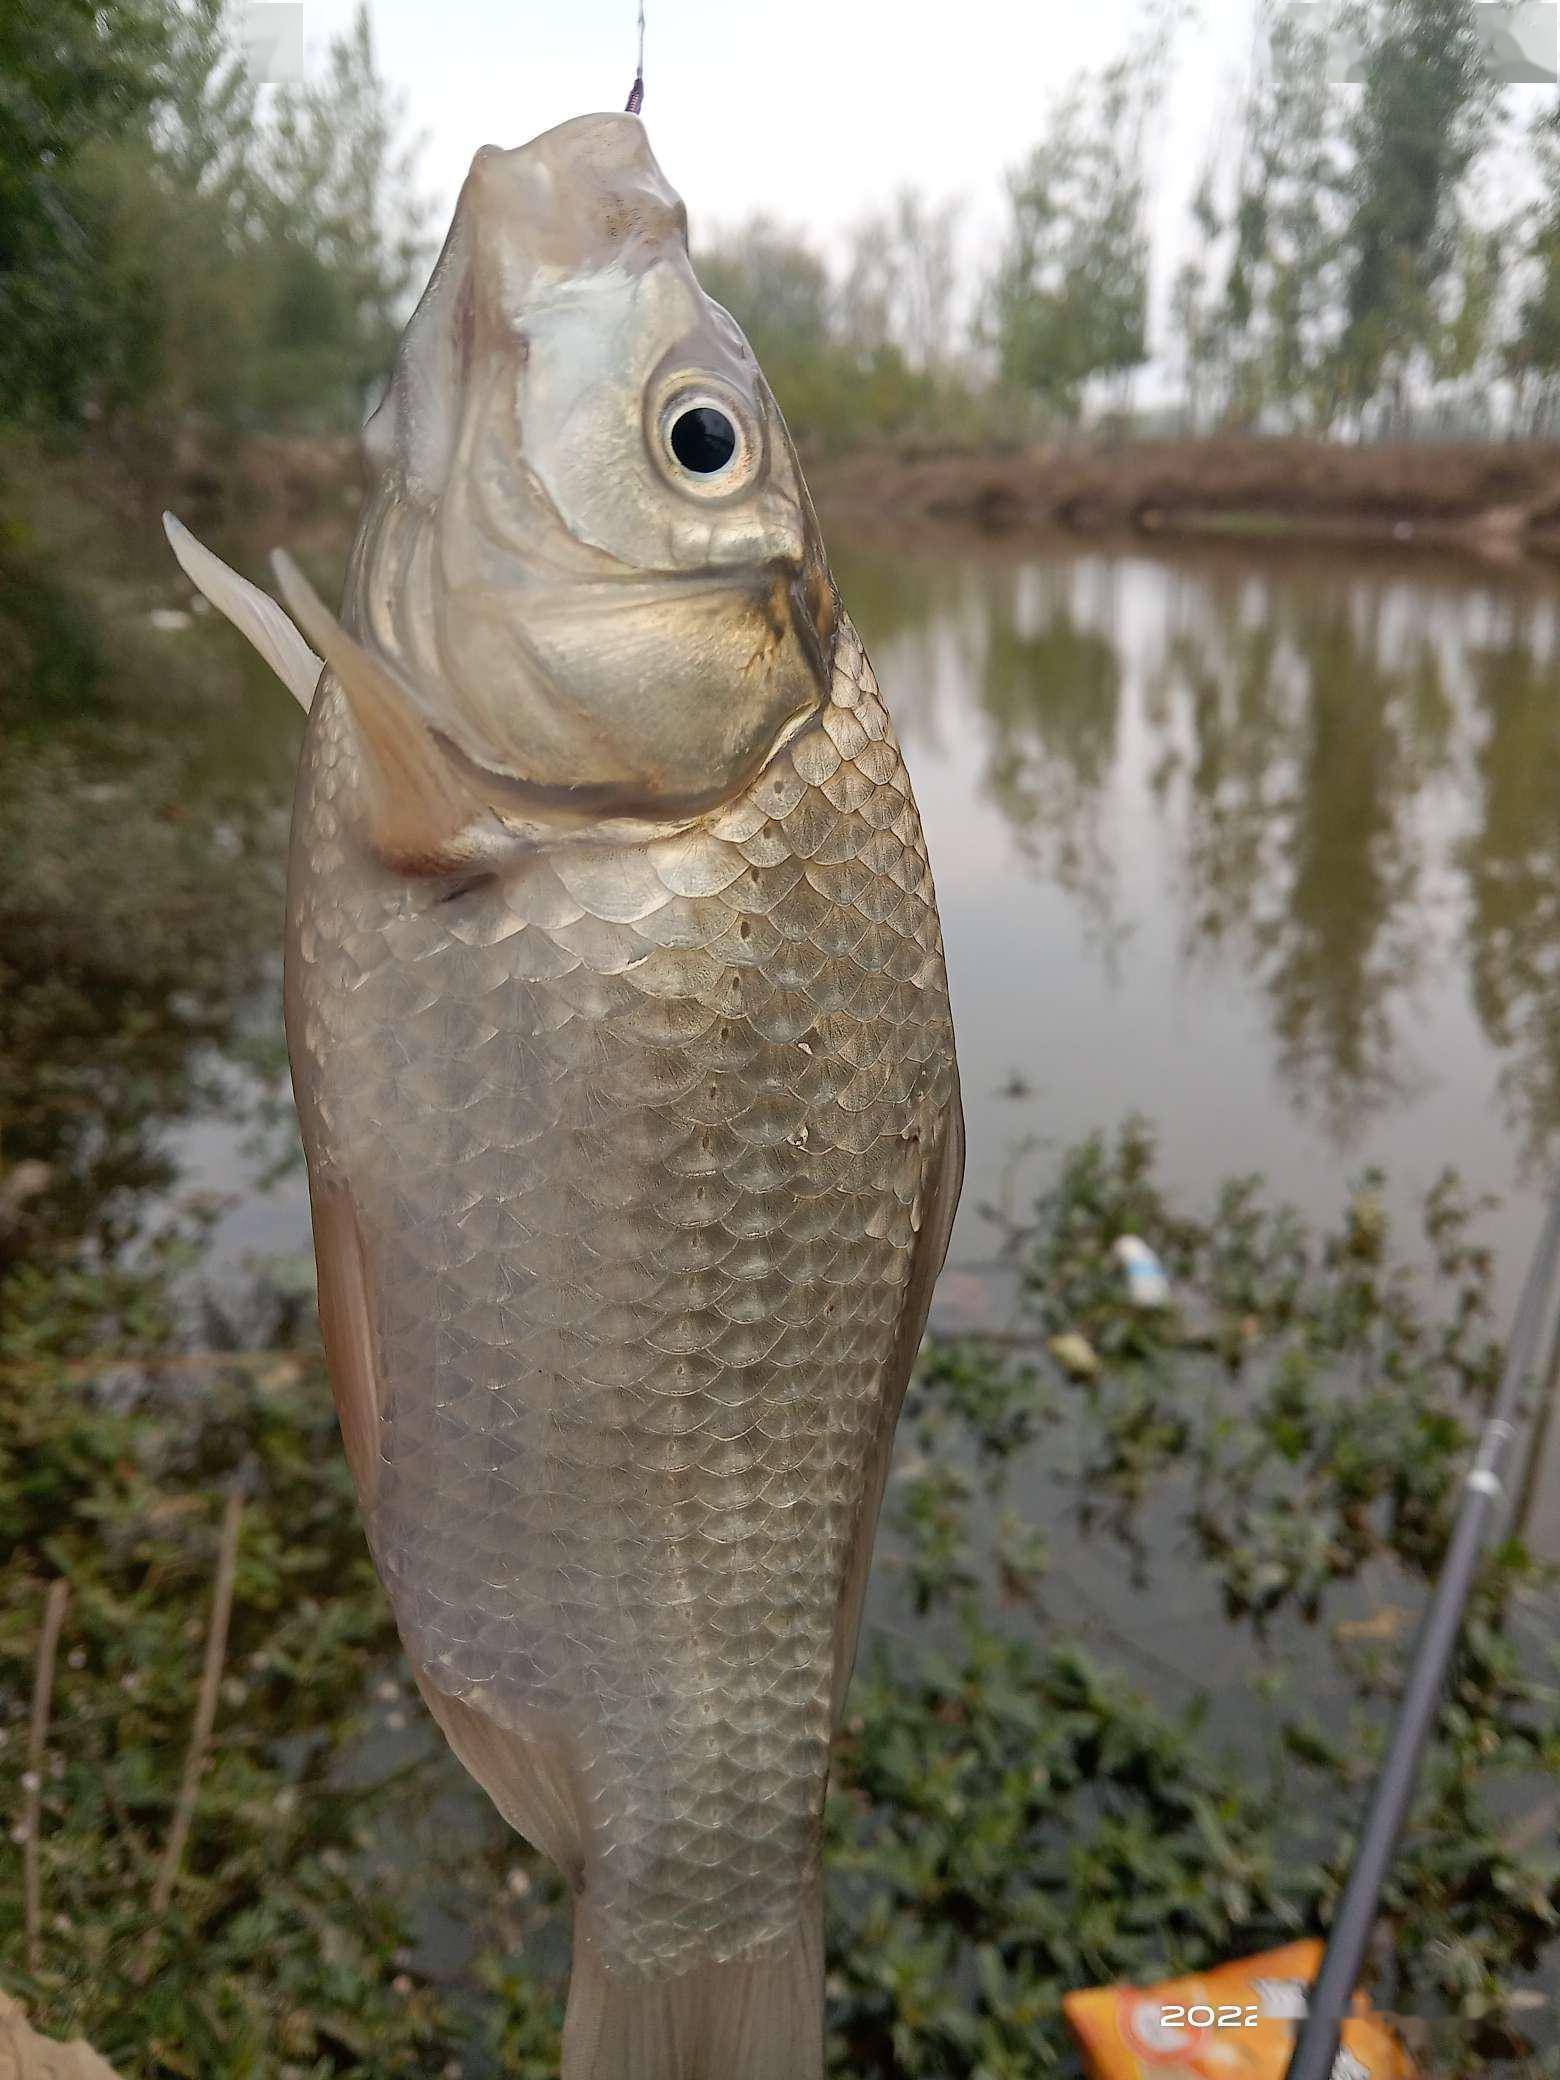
24,1578 -> 71,1978
136,1492 -> 244,1979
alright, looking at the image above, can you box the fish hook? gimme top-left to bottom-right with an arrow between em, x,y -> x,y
625,0 -> 645,112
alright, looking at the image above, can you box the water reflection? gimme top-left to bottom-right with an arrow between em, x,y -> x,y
11,525 -> 1560,1303
1164,572 -> 1455,1142
1463,626 -> 1560,1150
834,535 -> 1560,1278
975,563 -> 1128,966
1,551 -> 303,1260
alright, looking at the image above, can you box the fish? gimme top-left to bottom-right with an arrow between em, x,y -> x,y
166,111 -> 962,2080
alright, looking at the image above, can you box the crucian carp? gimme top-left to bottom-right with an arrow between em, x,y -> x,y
166,110 -> 962,2080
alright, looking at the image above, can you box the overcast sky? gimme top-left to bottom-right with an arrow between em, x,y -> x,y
268,0 -> 1558,392
284,0 -> 1261,290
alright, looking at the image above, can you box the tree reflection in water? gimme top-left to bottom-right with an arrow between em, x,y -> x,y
1462,610 -> 1560,1175
1159,563 -> 1455,1144
843,530 -> 1560,1175
0,522 -> 305,1264
972,559 -> 1130,969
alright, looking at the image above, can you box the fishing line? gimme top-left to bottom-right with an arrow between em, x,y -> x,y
625,1 -> 646,113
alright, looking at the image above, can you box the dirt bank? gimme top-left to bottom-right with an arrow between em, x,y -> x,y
805,435 -> 1560,555
54,424 -> 1560,561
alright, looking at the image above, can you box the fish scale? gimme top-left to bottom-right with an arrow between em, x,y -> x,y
286,615 -> 957,1981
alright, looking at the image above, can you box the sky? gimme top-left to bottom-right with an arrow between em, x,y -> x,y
279,0 -> 1265,314
264,0 -> 1560,394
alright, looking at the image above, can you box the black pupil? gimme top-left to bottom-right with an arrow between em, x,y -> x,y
670,406 -> 737,474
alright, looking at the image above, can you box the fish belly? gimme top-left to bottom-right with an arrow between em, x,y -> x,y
285,622 -> 957,1978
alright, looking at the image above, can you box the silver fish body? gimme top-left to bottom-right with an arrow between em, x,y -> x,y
188,110 -> 961,2080
286,615 -> 959,1973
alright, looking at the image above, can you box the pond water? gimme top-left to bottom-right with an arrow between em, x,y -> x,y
834,532 -> 1560,1272
38,518 -> 1560,1542
829,532 -> 1560,1550
170,525 -> 1560,1246
12,512 -> 1560,2049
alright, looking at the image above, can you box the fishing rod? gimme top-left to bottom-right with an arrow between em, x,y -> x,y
1284,1183 -> 1560,2080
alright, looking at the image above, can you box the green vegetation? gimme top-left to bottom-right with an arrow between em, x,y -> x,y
696,211 -> 1002,453
5,1081 -> 1559,2071
985,15 -> 1170,425
4,1 -> 1560,2071
844,1125 -> 1560,2076
0,0 -> 430,436
14,0 -> 1560,459
0,0 -> 172,423
1172,0 -> 1560,438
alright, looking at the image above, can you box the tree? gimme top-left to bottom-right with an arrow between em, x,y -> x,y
1261,4 -> 1347,429
693,215 -> 963,450
0,0 -> 172,419
840,189 -> 963,372
1172,1 -> 1344,434
256,2 -> 434,429
1170,166 -> 1224,432
0,0 -> 433,435
1506,100 -> 1560,432
154,0 -> 261,199
1336,0 -> 1495,428
696,217 -> 833,371
1430,222 -> 1503,428
987,57 -> 1153,422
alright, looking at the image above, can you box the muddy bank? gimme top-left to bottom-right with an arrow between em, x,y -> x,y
805,434 -> 1560,554
41,424 -> 1560,561
0,426 -> 369,544
163,426 -> 365,525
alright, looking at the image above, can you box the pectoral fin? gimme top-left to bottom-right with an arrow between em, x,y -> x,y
270,549 -> 494,872
162,512 -> 323,711
306,1182 -> 383,1508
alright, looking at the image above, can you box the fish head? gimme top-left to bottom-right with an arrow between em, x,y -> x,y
341,112 -> 838,845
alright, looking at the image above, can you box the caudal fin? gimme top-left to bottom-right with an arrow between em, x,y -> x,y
561,1885 -> 824,2080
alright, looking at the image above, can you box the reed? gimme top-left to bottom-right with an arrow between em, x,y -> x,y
135,1493 -> 244,1982
23,1579 -> 70,1977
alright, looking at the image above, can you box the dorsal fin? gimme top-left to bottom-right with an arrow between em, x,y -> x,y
162,513 -> 322,712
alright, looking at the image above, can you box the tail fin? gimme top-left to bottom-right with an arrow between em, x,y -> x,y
561,1882 -> 824,2080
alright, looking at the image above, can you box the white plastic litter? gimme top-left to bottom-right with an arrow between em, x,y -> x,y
1112,1234 -> 1171,1308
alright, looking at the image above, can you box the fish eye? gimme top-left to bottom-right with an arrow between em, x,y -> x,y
669,405 -> 737,475
649,377 -> 763,500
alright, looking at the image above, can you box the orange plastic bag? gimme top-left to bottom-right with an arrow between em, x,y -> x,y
1062,1939 -> 1416,2079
